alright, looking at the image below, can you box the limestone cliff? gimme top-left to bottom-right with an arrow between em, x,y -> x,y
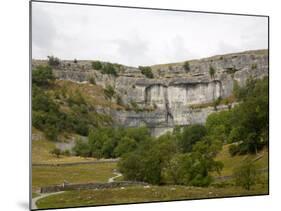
32,49 -> 268,136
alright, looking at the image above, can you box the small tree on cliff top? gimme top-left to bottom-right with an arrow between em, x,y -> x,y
209,65 -> 216,79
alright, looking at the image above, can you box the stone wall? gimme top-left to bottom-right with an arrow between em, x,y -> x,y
40,181 -> 148,193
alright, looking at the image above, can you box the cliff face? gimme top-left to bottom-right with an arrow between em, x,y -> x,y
32,49 -> 268,137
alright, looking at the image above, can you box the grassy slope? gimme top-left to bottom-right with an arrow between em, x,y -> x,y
37,184 -> 268,209
214,144 -> 269,177
32,162 -> 116,192
32,128 -> 98,164
52,80 -> 122,109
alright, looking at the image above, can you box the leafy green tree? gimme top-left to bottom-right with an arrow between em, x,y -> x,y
166,137 -> 223,187
228,77 -> 268,154
233,162 -> 258,190
73,139 -> 91,157
118,133 -> 177,185
114,136 -> 137,157
178,124 -> 207,153
206,110 -> 232,143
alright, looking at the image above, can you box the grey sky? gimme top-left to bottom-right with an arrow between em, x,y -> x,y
32,2 -> 268,67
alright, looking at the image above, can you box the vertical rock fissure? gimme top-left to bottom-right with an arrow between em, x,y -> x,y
164,86 -> 173,125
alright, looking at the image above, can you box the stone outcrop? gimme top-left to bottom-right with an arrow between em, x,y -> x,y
32,49 -> 268,136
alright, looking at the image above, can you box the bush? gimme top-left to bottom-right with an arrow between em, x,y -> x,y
209,65 -> 216,78
183,61 -> 190,71
74,59 -> 78,64
251,63 -> 257,70
233,162 -> 258,190
92,61 -> 102,70
104,85 -> 115,100
139,66 -> 153,78
88,76 -> 96,85
50,148 -> 62,158
73,139 -> 91,157
116,95 -> 123,106
102,63 -> 117,76
32,65 -> 55,87
47,56 -> 60,66
229,144 -> 239,156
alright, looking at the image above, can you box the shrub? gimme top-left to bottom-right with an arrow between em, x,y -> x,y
233,162 -> 258,190
104,85 -> 115,100
32,65 -> 55,87
74,58 -> 78,64
102,63 -> 117,76
251,63 -> 257,69
73,139 -> 91,157
183,61 -> 190,71
88,76 -> 96,85
209,65 -> 216,78
116,95 -> 123,106
91,61 -> 102,70
139,66 -> 153,78
63,149 -> 71,156
47,56 -> 60,66
229,144 -> 240,156
50,148 -> 62,158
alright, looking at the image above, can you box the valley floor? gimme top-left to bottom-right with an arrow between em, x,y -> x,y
36,184 -> 268,209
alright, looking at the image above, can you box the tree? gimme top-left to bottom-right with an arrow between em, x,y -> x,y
183,61 -> 190,72
178,124 -> 207,153
165,137 -> 223,187
118,133 -> 177,185
206,110 -> 232,143
209,65 -> 216,79
233,162 -> 258,190
102,63 -> 117,76
114,136 -> 137,157
50,148 -> 62,158
47,56 -> 60,66
73,139 -> 91,158
91,61 -> 102,70
228,77 -> 269,154
139,66 -> 154,78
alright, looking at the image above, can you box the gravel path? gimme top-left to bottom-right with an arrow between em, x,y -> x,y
32,169 -> 123,209
108,172 -> 122,183
31,191 -> 64,210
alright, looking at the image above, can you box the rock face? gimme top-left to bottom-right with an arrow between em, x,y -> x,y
32,49 -> 268,137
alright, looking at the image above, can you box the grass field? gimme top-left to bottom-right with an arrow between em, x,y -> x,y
37,184 -> 268,209
32,162 -> 117,192
214,144 -> 269,177
32,128 -> 98,165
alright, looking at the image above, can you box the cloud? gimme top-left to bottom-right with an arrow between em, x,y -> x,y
32,6 -> 57,58
31,2 -> 268,66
